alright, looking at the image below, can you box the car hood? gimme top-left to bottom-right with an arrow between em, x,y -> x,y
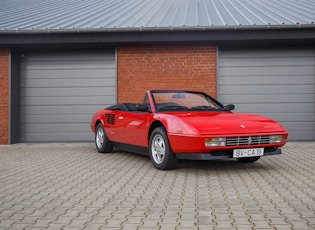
168,112 -> 285,135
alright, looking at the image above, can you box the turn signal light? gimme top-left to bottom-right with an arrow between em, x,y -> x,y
204,137 -> 226,147
269,135 -> 287,144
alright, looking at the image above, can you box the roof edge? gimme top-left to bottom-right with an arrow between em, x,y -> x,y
1,24 -> 315,34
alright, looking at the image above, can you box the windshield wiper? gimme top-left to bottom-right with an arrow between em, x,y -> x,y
159,105 -> 189,111
190,106 -> 219,111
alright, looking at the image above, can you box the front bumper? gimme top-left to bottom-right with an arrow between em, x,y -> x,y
175,147 -> 282,160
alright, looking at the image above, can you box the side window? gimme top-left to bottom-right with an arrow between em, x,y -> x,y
143,94 -> 149,105
142,93 -> 151,111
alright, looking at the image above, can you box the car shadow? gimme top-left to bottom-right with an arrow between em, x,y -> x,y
176,159 -> 273,171
107,149 -> 275,172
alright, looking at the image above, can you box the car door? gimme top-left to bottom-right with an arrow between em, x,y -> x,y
116,111 -> 151,147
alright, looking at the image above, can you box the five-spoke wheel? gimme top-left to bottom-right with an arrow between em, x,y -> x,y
149,127 -> 177,170
95,123 -> 113,153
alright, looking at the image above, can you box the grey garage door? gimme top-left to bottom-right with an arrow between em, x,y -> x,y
20,51 -> 116,142
218,49 -> 315,141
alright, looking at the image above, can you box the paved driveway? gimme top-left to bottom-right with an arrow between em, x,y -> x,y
0,142 -> 314,230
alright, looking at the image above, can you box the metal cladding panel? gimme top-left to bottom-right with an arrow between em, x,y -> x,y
0,0 -> 315,31
218,48 -> 315,141
20,51 -> 116,142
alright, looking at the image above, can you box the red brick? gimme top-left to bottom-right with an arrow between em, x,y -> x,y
117,45 -> 217,103
0,49 -> 9,144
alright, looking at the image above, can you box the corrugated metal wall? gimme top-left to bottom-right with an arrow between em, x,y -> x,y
218,48 -> 315,141
20,51 -> 116,142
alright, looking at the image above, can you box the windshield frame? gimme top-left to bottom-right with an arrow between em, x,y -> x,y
149,90 -> 226,112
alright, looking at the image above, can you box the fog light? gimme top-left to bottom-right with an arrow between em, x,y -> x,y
269,135 -> 287,143
205,137 -> 226,147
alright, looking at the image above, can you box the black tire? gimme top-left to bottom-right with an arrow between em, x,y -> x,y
149,127 -> 177,170
237,156 -> 260,163
95,123 -> 113,153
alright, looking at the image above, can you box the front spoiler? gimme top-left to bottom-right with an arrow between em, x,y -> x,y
176,148 -> 282,160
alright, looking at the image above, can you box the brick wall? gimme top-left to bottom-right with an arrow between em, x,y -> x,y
117,45 -> 217,103
0,49 -> 9,144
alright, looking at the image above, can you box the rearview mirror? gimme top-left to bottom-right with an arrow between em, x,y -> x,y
224,104 -> 235,111
172,93 -> 186,99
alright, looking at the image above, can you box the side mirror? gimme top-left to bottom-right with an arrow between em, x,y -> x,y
224,104 -> 235,111
136,104 -> 150,112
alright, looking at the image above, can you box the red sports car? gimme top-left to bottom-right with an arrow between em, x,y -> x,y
91,90 -> 288,170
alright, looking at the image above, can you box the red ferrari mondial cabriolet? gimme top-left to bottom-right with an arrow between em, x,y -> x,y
91,90 -> 288,170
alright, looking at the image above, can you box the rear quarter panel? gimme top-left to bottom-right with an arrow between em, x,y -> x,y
91,109 -> 122,142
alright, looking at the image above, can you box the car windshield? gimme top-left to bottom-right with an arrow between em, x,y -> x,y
151,91 -> 224,112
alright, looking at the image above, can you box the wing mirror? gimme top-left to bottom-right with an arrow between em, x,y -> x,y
136,104 -> 150,112
224,104 -> 235,111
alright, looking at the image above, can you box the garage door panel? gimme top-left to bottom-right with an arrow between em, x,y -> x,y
21,115 -> 92,124
234,103 -> 314,114
21,105 -> 109,115
282,122 -> 315,131
22,123 -> 90,133
219,85 -> 313,95
219,75 -> 315,85
218,49 -> 315,141
21,51 -> 116,142
21,69 -> 116,79
287,131 -> 315,141
219,66 -> 315,76
21,78 -> 116,88
246,113 -> 315,122
219,57 -> 315,67
22,52 -> 114,61
21,60 -> 115,70
21,132 -> 94,142
21,96 -> 115,106
220,94 -> 315,104
219,49 -> 315,58
21,87 -> 116,97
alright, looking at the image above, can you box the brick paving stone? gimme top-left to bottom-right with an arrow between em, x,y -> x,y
196,216 -> 214,225
141,220 -> 160,228
0,142 -> 314,230
268,217 -> 288,225
9,223 -> 31,229
139,227 -> 160,230
53,216 -> 73,225
104,219 -> 123,228
288,220 -> 313,229
232,217 -> 251,225
124,216 -> 143,224
216,221 -> 235,229
251,220 -> 273,229
177,220 -> 196,228
176,227 -> 198,230
144,214 -> 161,220
160,216 -> 178,224
0,219 -> 15,228
233,225 -> 254,230
46,223 -> 66,229
159,223 -> 179,229
198,225 -> 215,230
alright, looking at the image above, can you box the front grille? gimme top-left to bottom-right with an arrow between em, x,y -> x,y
105,114 -> 116,125
226,136 -> 270,146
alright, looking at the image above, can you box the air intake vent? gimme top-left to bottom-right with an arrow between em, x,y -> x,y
105,114 -> 116,125
226,136 -> 270,146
